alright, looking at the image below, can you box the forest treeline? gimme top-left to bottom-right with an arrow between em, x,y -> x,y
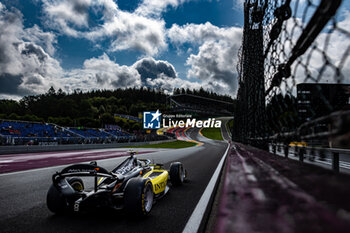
0,87 -> 234,129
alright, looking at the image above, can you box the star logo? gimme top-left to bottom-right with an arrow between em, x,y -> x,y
143,110 -> 161,129
150,110 -> 161,122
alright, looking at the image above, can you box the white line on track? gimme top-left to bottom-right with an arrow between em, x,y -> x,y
182,143 -> 230,233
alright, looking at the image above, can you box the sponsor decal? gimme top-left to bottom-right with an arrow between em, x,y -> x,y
154,181 -> 166,191
74,203 -> 79,212
67,168 -> 96,173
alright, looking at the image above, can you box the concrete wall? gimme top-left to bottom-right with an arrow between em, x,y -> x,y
0,139 -> 177,155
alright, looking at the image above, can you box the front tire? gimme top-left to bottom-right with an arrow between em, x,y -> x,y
169,162 -> 185,186
124,178 -> 154,216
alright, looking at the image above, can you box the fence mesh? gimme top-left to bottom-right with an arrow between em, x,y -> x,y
233,0 -> 350,148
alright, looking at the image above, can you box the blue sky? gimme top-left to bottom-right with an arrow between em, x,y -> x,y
0,0 -> 348,100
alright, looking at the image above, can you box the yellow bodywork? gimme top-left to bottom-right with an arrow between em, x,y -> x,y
143,169 -> 169,194
289,141 -> 308,147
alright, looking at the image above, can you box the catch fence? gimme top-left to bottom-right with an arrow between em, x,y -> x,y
233,0 -> 350,154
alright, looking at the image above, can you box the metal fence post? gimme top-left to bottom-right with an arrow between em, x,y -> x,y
309,147 -> 315,161
332,152 -> 339,173
284,144 -> 289,158
319,149 -> 325,161
299,147 -> 305,162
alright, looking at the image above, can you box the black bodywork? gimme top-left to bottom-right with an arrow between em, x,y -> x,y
49,156 -> 154,212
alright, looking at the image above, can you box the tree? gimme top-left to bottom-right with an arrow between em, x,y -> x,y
100,112 -> 116,125
9,113 -> 19,120
131,122 -> 141,131
78,99 -> 92,118
46,86 -> 56,96
57,88 -> 66,98
98,105 -> 106,114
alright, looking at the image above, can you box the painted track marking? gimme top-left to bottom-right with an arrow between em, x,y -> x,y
182,143 -> 230,233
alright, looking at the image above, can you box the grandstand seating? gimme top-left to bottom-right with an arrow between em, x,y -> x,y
69,128 -> 111,139
0,119 -> 138,145
0,121 -> 71,138
105,129 -> 131,139
0,119 -> 169,146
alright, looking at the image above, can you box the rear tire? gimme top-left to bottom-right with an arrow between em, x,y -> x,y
47,178 -> 84,214
124,178 -> 153,216
170,162 -> 185,186
47,184 -> 67,214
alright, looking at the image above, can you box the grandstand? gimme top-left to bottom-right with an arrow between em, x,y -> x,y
69,128 -> 111,139
104,129 -> 131,139
0,121 -> 70,138
166,94 -> 234,117
0,120 -> 81,145
0,119 -> 166,146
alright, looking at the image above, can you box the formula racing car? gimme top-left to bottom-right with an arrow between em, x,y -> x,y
46,151 -> 187,216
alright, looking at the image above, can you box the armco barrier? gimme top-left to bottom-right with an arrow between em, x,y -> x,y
269,143 -> 350,173
0,139 -> 177,155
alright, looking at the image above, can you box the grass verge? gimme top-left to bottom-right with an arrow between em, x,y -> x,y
227,119 -> 234,128
126,140 -> 197,149
226,119 -> 233,138
201,127 -> 223,141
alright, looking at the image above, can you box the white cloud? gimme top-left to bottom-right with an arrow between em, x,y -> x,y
135,0 -> 188,18
168,22 -> 243,96
42,0 -> 91,37
0,5 -> 62,97
105,11 -> 167,55
0,4 -> 144,98
145,74 -> 202,94
133,57 -> 177,82
41,0 -> 170,55
66,54 -> 206,95
23,25 -> 57,56
186,40 -> 239,93
64,53 -> 142,92
168,22 -> 242,45
233,0 -> 244,10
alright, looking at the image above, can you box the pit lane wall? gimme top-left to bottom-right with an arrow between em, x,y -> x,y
0,139 -> 176,155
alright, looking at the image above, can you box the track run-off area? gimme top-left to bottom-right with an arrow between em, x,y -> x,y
0,118 -> 232,233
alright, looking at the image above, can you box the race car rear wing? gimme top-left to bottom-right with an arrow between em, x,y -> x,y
53,163 -> 119,192
61,163 -> 110,174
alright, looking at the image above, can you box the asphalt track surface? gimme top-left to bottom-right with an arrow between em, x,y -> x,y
0,123 -> 230,233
